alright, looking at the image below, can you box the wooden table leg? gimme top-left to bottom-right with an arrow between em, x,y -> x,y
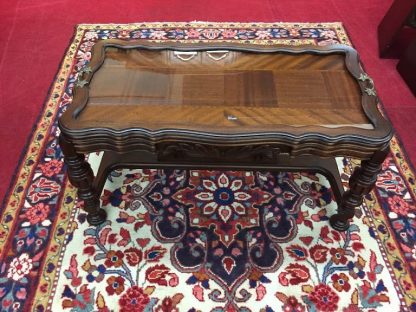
330,145 -> 389,231
59,134 -> 107,225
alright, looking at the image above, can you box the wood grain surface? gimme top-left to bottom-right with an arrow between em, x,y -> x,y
83,48 -> 367,130
59,40 -> 392,157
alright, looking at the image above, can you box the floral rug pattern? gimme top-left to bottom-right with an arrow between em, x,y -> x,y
53,161 -> 400,311
0,22 -> 415,312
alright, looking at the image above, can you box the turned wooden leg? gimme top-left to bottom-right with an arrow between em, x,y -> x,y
330,146 -> 389,231
59,134 -> 107,225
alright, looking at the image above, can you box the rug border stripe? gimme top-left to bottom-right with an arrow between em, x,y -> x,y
0,26 -> 85,256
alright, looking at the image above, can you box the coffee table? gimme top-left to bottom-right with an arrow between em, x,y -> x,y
58,39 -> 393,231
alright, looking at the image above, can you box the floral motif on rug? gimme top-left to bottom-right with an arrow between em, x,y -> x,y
126,170 -> 301,289
53,164 -> 399,311
0,22 -> 415,312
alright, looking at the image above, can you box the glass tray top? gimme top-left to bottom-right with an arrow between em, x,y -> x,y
77,46 -> 371,132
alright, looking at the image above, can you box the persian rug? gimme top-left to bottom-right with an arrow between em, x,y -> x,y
1,22 -> 416,312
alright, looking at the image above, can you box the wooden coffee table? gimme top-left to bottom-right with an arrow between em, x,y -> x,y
58,39 -> 393,231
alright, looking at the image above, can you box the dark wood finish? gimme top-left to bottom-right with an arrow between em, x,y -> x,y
378,0 -> 416,58
58,40 -> 393,231
62,41 -> 391,144
82,50 -> 366,130
397,39 -> 416,95
59,134 -> 107,225
329,144 -> 390,231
